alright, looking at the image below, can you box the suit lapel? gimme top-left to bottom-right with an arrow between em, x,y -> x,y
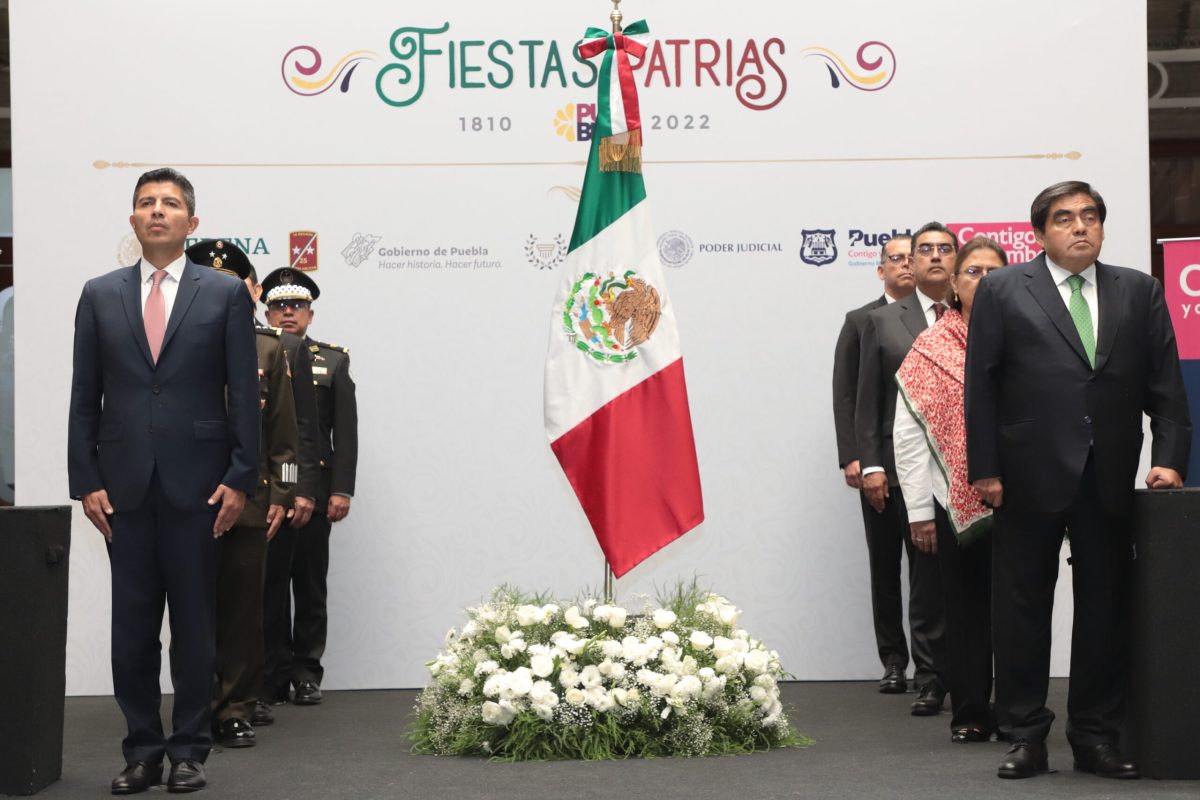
898,295 -> 927,340
1023,254 -> 1090,368
160,260 -> 201,359
1093,262 -> 1122,373
121,262 -> 155,368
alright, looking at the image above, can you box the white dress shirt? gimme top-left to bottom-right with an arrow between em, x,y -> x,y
1045,256 -> 1099,337
139,255 -> 186,324
893,395 -> 945,524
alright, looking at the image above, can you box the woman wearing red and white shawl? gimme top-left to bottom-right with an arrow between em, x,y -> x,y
893,236 -> 1007,744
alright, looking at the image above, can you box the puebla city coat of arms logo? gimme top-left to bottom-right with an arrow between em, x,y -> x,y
800,229 -> 838,266
562,270 -> 662,364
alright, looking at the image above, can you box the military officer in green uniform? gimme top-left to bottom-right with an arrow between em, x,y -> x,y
245,265 -> 321,725
186,240 -> 299,747
259,267 -> 358,707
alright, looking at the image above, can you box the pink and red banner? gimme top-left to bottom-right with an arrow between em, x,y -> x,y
1163,238 -> 1200,360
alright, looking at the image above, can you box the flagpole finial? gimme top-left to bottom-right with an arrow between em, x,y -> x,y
610,0 -> 623,33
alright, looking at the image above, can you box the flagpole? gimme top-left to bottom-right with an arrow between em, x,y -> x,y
599,0 -> 622,606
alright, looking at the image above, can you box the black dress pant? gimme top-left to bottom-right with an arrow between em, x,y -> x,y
213,523 -> 268,722
861,488 -> 945,686
934,503 -> 993,732
263,512 -> 331,696
262,524 -> 297,702
289,512 -> 331,685
108,471 -> 218,765
992,455 -> 1132,746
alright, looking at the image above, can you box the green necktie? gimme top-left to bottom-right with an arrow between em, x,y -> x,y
1066,274 -> 1095,367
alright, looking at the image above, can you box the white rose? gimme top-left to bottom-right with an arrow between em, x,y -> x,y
712,636 -> 736,659
565,687 -> 586,706
652,609 -> 677,629
494,626 -> 515,645
564,606 -> 590,630
608,607 -> 628,628
530,654 -> 555,678
623,688 -> 641,708
732,638 -> 750,655
460,620 -> 480,640
661,631 -> 680,646
458,678 -> 475,696
590,688 -> 616,712
749,685 -> 769,704
718,604 -> 740,626
515,605 -> 542,626
591,604 -> 613,623
559,668 -> 580,688
689,630 -> 714,651
714,655 -> 739,674
754,674 -> 776,689
481,700 -> 515,726
474,660 -> 499,677
743,649 -> 770,674
600,639 -> 624,659
533,703 -> 556,721
698,667 -> 716,680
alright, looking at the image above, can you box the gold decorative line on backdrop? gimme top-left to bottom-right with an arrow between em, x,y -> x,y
92,151 -> 1082,171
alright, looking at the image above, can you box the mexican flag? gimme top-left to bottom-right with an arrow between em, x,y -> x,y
543,20 -> 704,578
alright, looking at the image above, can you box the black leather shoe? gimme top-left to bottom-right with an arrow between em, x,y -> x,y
998,741 -> 1051,779
293,680 -> 323,705
252,700 -> 275,726
111,761 -> 162,794
878,665 -> 906,694
166,760 -> 206,793
910,680 -> 946,716
215,717 -> 256,748
951,726 -> 992,743
1073,743 -> 1139,779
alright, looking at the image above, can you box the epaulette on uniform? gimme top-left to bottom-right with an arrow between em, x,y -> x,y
311,339 -> 349,354
255,326 -> 283,337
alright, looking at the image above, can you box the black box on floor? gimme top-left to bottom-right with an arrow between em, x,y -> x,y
1127,489 -> 1200,780
0,506 -> 71,796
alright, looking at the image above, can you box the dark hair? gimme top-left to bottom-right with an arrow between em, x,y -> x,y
133,168 -> 196,216
248,265 -> 259,285
1030,181 -> 1106,232
912,221 -> 958,251
879,234 -> 913,265
948,235 -> 1008,311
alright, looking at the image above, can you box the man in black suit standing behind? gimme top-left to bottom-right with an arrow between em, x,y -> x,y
68,169 -> 259,793
856,223 -> 955,715
832,234 -> 918,694
966,181 -> 1191,779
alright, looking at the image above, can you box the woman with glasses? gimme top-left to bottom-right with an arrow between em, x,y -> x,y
892,235 -> 1008,744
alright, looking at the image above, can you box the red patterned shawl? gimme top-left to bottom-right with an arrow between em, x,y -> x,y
894,310 -> 992,544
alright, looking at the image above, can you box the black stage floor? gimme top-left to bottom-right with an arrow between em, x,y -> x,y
37,681 -> 1196,799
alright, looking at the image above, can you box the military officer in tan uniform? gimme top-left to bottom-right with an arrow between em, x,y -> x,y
259,267 -> 357,707
186,240 -> 299,747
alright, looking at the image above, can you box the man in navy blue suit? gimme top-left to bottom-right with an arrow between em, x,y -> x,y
68,168 -> 259,794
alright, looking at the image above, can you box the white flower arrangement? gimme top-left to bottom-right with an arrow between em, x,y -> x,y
410,585 -> 806,760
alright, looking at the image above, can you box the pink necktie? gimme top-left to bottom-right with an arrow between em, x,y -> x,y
145,270 -> 167,363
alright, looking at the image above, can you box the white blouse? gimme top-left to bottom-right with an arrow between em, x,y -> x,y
892,391 -> 948,524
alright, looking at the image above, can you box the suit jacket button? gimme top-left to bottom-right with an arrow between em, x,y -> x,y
1083,416 -> 1092,424
153,386 -> 161,394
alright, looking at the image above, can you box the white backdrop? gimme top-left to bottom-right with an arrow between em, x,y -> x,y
11,1 -> 1151,693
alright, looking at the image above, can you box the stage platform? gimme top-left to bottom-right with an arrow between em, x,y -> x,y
33,681 -> 1195,799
